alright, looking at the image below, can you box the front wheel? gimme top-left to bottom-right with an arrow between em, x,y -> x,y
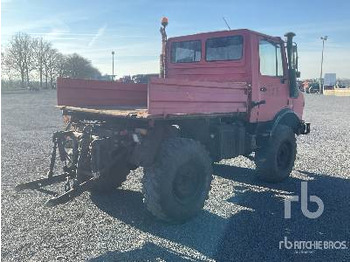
255,125 -> 297,183
142,138 -> 213,223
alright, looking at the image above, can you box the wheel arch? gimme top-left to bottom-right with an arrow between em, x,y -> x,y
271,109 -> 301,135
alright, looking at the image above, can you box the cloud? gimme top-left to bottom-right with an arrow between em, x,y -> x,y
88,25 -> 107,47
1,11 -> 89,41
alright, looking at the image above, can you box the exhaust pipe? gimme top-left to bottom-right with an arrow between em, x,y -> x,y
160,17 -> 168,78
284,32 -> 295,69
284,32 -> 299,98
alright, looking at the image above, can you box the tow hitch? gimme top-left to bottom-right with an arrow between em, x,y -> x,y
299,121 -> 311,135
15,128 -> 98,206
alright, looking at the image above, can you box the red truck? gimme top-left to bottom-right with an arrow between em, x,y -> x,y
17,18 -> 310,223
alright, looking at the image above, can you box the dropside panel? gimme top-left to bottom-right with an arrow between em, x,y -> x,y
148,78 -> 248,115
57,78 -> 147,107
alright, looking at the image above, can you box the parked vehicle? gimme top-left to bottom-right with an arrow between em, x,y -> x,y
16,18 -> 310,223
307,82 -> 320,93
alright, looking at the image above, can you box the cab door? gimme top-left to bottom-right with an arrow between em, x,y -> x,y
257,38 -> 290,122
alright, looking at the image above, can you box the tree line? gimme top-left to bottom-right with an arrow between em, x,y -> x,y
2,32 -> 101,89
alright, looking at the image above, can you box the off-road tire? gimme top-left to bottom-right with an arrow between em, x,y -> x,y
255,124 -> 296,183
142,138 -> 213,224
91,163 -> 130,193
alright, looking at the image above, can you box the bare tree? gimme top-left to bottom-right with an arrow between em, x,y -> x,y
3,32 -> 102,88
1,51 -> 9,79
1,51 -> 4,70
42,47 -> 57,88
54,53 -> 68,78
33,38 -> 51,88
45,48 -> 66,88
4,33 -> 35,87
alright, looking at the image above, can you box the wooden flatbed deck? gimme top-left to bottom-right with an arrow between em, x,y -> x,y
60,105 -> 150,119
59,105 -> 247,121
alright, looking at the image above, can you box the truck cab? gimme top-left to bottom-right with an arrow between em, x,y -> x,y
166,29 -> 304,123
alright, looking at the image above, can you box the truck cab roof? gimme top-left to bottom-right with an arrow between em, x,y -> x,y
168,29 -> 282,43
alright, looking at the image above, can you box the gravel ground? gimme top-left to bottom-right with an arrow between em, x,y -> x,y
1,90 -> 349,262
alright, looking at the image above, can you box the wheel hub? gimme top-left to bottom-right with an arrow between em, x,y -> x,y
173,161 -> 202,204
277,141 -> 292,170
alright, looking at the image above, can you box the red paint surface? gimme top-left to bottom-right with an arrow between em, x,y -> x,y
247,33 -> 304,122
166,29 -> 281,83
57,78 -> 147,107
148,78 -> 247,115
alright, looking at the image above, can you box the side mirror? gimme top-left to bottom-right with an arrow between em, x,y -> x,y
296,71 -> 301,78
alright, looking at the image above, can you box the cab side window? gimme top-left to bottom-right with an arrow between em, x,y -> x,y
171,40 -> 202,63
259,40 -> 284,77
206,35 -> 243,61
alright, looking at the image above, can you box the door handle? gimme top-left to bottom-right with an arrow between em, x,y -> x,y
251,100 -> 266,108
260,87 -> 267,92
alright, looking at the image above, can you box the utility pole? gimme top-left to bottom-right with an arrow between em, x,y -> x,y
319,36 -> 327,94
111,51 -> 115,81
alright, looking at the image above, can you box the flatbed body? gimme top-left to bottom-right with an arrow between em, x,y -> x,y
57,29 -> 305,123
57,77 -> 249,121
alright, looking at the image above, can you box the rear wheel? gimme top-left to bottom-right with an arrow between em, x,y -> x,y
143,138 -> 213,223
90,140 -> 130,193
255,125 -> 296,182
91,162 -> 130,193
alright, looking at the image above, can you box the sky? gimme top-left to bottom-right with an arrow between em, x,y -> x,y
1,0 -> 350,79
